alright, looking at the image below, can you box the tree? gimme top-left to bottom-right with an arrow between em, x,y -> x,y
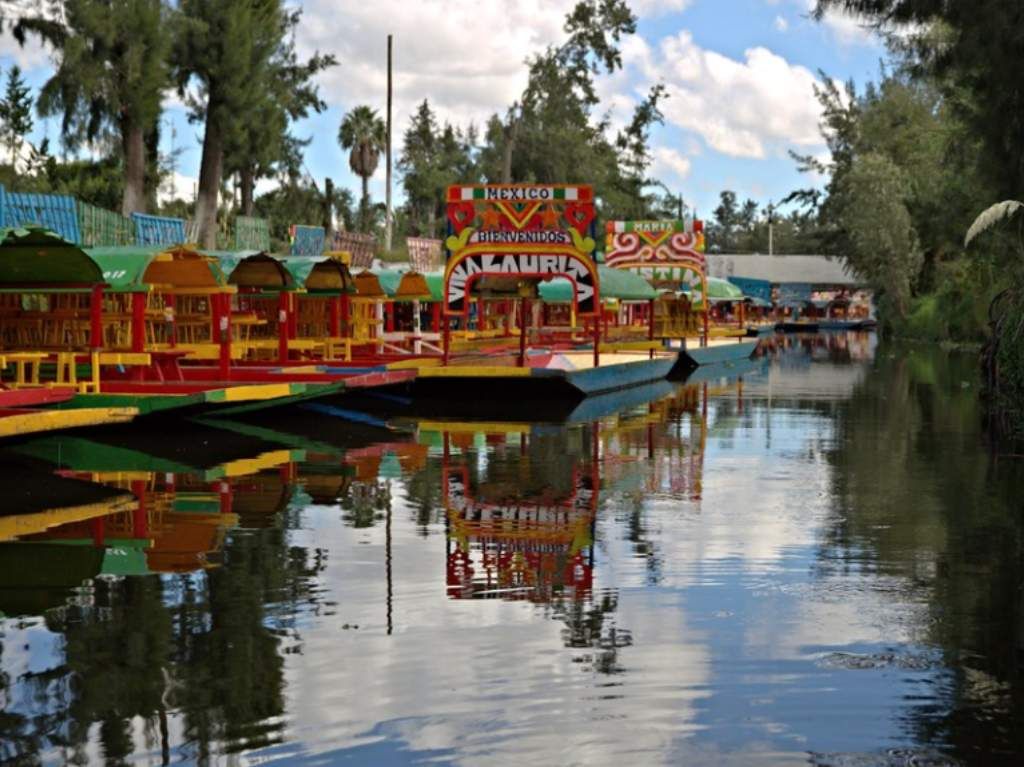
222,7 -> 335,216
173,0 -> 330,248
0,65 -> 33,165
398,99 -> 478,238
13,0 -> 170,215
338,105 -> 386,233
834,152 -> 922,318
815,1 -> 1024,202
497,0 -> 637,183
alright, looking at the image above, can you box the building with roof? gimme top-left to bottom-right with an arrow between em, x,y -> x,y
707,254 -> 868,305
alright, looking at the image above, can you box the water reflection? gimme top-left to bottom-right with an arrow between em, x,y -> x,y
1,334 -> 1022,765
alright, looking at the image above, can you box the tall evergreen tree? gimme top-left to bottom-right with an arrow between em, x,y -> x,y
173,0 -> 331,247
222,7 -> 335,216
0,65 -> 33,165
13,0 -> 170,214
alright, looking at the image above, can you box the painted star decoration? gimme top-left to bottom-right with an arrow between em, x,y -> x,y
480,207 -> 502,229
540,205 -> 560,229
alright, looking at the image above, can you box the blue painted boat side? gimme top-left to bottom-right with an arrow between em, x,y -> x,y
563,357 -> 676,395
683,355 -> 769,385
563,378 -> 677,423
681,340 -> 758,368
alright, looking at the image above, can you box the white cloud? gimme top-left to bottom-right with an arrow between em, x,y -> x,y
774,15 -> 789,32
631,0 -> 693,16
295,1 -> 577,132
158,171 -> 197,204
627,32 -> 824,159
652,146 -> 692,181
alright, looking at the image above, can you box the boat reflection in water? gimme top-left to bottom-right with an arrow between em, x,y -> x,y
0,369 -> 752,763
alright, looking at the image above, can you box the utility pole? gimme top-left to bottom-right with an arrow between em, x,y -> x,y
384,34 -> 393,254
767,200 -> 775,256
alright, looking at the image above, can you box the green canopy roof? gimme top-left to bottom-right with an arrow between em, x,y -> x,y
374,269 -> 432,301
681,276 -> 745,304
0,226 -> 103,288
86,245 -> 226,292
208,250 -> 295,291
283,256 -> 356,293
540,265 -> 657,303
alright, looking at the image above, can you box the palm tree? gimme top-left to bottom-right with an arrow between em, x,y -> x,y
338,106 -> 386,232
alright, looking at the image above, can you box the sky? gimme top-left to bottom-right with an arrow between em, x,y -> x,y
0,0 -> 887,218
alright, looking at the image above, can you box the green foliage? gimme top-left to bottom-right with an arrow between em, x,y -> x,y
15,0 -> 169,146
834,152 -> 923,317
221,6 -> 336,214
399,100 -> 477,238
817,1 -> 1024,202
253,179 -> 354,253
0,65 -> 33,164
13,0 -> 170,213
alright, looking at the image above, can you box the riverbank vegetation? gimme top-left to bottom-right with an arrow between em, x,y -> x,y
786,2 -> 1024,430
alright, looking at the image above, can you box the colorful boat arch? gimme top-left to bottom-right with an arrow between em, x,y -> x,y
443,184 -> 602,365
444,184 -> 600,317
605,219 -> 709,344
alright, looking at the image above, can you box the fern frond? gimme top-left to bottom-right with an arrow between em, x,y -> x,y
965,200 -> 1024,247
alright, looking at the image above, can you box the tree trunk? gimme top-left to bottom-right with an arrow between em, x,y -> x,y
501,114 -> 520,184
240,164 -> 255,216
360,174 -> 370,232
323,177 -> 334,244
121,121 -> 147,216
195,112 -> 224,249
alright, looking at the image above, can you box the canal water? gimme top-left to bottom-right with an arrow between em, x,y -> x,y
1,333 -> 1022,766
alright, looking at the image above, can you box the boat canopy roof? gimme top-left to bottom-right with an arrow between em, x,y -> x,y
282,256 -> 356,294
354,269 -> 385,297
210,250 -> 296,290
87,244 -> 226,292
541,265 -> 657,303
375,270 -> 432,301
680,275 -> 745,306
0,226 -> 103,290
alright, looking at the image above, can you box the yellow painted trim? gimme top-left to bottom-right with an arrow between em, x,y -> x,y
386,357 -> 442,370
598,340 -> 663,352
96,352 -> 152,366
219,449 -> 299,477
0,496 -> 137,542
415,366 -> 533,378
0,407 -> 138,438
220,383 -> 295,402
417,420 -> 530,434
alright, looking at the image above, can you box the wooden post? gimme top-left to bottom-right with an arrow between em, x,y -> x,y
329,295 -> 341,337
287,294 -> 298,339
648,298 -> 655,360
385,301 -> 395,333
384,34 -> 394,252
277,291 -> 289,363
431,302 -> 441,333
442,312 -> 450,365
131,291 -> 146,353
218,293 -> 231,380
90,285 -> 104,349
412,298 -> 422,354
341,293 -> 351,337
593,312 -> 600,368
518,297 -> 528,368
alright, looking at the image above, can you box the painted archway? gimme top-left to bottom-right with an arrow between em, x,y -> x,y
605,219 -> 709,343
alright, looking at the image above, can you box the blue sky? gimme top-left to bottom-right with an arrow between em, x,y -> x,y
0,0 -> 887,218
